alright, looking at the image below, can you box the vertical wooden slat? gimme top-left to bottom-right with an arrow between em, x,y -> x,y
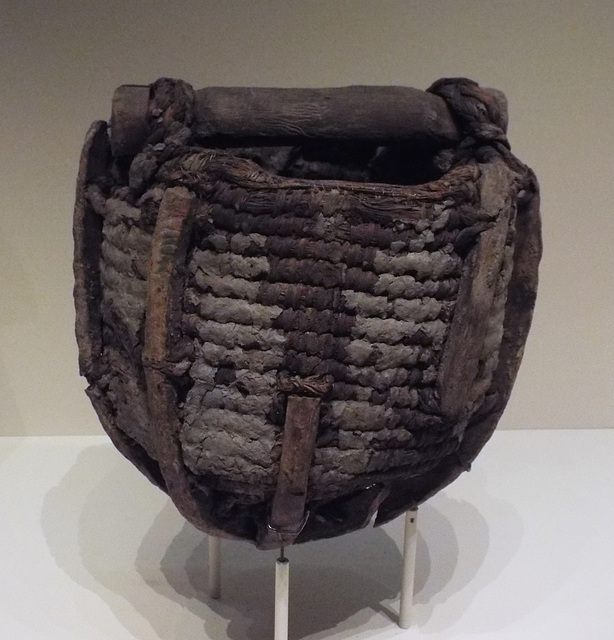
143,186 -> 231,538
73,120 -> 108,378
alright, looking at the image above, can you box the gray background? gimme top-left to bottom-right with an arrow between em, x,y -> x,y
1,0 -> 613,435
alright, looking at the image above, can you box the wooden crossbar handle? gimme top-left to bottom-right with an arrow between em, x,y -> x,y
110,84 -> 465,156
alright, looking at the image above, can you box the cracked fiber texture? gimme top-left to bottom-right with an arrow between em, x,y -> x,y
74,78 -> 540,544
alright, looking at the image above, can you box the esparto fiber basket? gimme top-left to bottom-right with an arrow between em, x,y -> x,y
74,77 -> 541,549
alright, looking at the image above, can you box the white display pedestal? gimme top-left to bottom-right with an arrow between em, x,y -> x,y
208,509 -> 420,638
274,553 -> 290,640
3,431 -> 614,640
207,536 -> 221,600
399,509 -> 419,628
207,541 -> 293,640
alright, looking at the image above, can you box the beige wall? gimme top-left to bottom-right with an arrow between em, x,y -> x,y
1,0 -> 613,435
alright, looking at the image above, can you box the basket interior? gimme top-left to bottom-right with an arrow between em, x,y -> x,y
201,139 -> 447,187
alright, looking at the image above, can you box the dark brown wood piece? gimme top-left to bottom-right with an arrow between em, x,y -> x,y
73,120 -> 107,377
191,85 -> 459,141
437,158 -> 513,422
111,84 -> 467,156
143,186 -> 231,539
258,395 -> 322,549
111,84 -> 151,158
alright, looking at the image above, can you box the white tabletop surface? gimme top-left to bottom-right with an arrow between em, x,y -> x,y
1,429 -> 613,640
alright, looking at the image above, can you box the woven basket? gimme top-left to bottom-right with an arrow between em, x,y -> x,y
74,77 -> 541,548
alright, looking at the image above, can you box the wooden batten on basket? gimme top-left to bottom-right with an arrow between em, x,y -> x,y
74,77 -> 541,549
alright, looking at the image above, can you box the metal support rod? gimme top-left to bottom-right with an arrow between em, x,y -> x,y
208,535 -> 222,600
275,550 -> 290,640
398,509 -> 418,629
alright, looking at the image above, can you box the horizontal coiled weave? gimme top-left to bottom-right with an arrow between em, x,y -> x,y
74,77 -> 541,547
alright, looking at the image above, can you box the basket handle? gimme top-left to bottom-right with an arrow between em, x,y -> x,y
110,80 -> 492,156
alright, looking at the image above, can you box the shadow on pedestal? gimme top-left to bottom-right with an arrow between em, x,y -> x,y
40,442 -> 519,639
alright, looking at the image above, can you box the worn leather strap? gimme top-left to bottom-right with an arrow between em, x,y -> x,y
258,395 -> 322,549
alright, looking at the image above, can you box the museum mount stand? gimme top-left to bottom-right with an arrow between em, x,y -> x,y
206,510 -> 418,639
